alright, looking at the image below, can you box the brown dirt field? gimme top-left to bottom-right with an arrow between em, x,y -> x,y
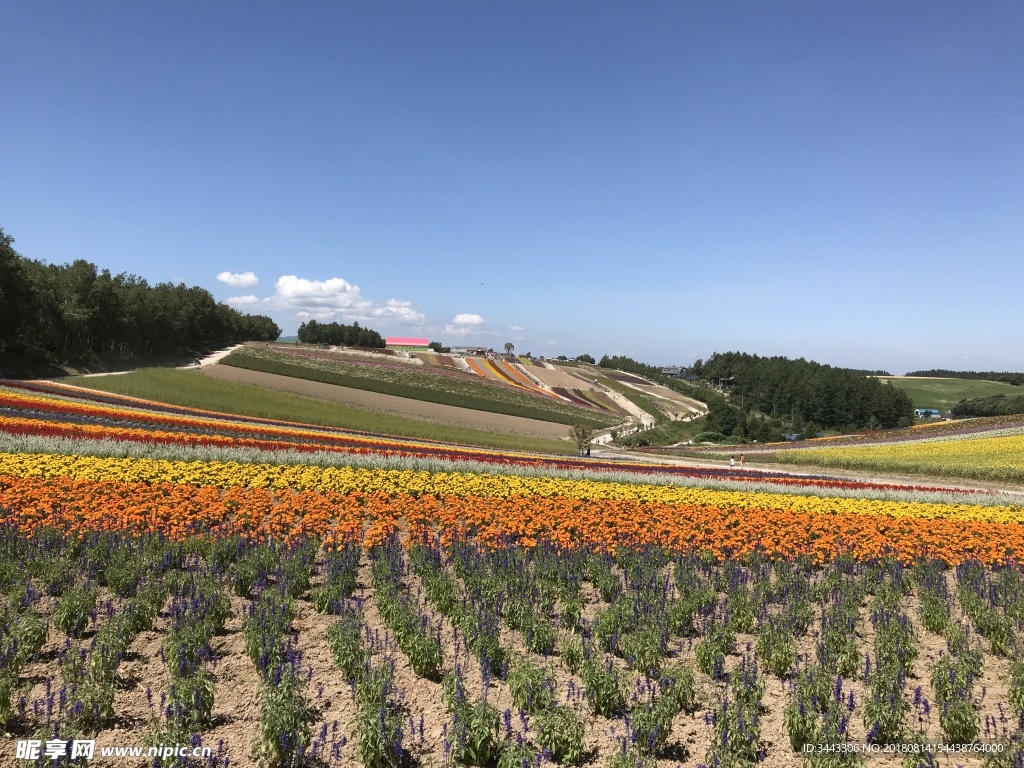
6,547 -> 1021,768
199,364 -> 573,440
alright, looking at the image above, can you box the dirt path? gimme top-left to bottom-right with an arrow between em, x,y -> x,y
200,364 -> 574,439
181,344 -> 246,369
71,344 -> 247,378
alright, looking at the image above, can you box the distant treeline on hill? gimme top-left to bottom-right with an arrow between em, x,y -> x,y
0,228 -> 280,371
296,319 -> 385,348
951,394 -> 1024,418
848,369 -> 893,377
597,352 -> 913,433
694,352 -> 914,433
905,369 -> 1024,385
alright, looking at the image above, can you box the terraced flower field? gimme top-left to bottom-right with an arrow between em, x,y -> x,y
220,346 -> 617,429
3,381 -> 1024,767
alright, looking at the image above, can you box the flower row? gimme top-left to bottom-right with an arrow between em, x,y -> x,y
787,433 -> 1024,482
3,383 -> 987,494
1,451 -> 1020,525
1,472 -> 1020,565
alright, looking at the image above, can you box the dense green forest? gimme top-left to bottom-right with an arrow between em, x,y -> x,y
599,352 -> 914,438
951,394 -> 1024,418
696,352 -> 915,431
296,319 -> 385,347
906,369 -> 1024,386
0,228 -> 280,372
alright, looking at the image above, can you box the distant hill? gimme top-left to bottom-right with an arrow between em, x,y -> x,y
904,369 -> 1024,385
878,376 -> 1022,411
221,345 -> 618,429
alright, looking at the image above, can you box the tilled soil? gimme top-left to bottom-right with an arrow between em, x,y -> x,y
5,554 -> 1020,768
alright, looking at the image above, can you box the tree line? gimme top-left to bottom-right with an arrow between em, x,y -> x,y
846,368 -> 892,377
906,369 -> 1024,386
696,352 -> 915,432
296,319 -> 385,348
597,351 -> 914,440
0,228 -> 280,371
951,394 -> 1024,418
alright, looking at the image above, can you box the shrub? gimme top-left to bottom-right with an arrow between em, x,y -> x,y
507,657 -> 555,714
52,586 -> 96,638
327,611 -> 367,680
536,706 -> 587,764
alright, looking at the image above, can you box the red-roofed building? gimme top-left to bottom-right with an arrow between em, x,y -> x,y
385,337 -> 430,351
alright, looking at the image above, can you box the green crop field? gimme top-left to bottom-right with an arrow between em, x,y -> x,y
222,347 -> 618,429
878,376 -> 1023,411
65,369 -> 576,454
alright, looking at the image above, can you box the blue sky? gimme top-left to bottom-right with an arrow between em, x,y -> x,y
2,2 -> 1021,373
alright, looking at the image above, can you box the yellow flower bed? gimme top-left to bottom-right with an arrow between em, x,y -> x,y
2,452 -> 1022,525
787,434 -> 1024,482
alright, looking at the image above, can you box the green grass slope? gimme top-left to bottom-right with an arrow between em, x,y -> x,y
879,376 -> 1023,411
223,346 -> 617,429
65,369 -> 576,454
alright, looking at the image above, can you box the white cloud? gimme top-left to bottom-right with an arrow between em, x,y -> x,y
509,325 -> 524,331
216,271 -> 259,288
444,313 -> 492,338
274,276 -> 365,308
379,299 -> 426,323
224,274 -> 426,325
225,294 -> 261,306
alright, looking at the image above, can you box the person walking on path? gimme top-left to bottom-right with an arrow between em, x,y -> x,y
730,455 -> 735,469
739,454 -> 745,467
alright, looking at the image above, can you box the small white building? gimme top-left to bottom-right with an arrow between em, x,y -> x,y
451,346 -> 490,356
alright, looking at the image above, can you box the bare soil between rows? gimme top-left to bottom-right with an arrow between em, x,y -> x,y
6,550 -> 1019,768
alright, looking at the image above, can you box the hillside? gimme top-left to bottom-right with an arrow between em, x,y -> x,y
0,228 -> 280,372
877,375 -> 1022,411
220,345 -> 618,429
62,368 -> 576,451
